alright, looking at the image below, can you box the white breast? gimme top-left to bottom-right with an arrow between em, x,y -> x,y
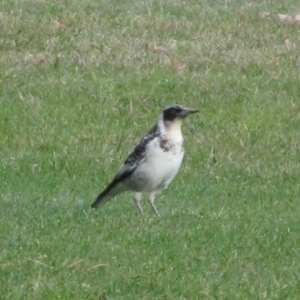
126,136 -> 184,192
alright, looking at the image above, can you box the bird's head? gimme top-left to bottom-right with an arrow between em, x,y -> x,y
162,104 -> 198,123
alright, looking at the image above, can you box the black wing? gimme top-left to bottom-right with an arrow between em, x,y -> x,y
114,123 -> 160,180
91,124 -> 160,209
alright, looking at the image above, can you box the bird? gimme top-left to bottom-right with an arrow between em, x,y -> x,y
91,104 -> 198,216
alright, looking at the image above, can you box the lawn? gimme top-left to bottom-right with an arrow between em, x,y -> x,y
1,0 -> 300,298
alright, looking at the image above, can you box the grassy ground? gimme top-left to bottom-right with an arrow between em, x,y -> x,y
1,0 -> 300,298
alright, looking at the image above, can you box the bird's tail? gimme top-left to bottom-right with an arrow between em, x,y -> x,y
91,181 -> 127,209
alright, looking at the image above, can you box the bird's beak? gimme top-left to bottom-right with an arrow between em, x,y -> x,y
179,107 -> 199,118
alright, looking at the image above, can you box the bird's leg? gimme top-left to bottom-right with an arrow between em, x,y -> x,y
148,192 -> 160,217
133,192 -> 144,214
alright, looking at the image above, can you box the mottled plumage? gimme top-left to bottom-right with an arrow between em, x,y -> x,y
91,104 -> 198,216
124,124 -> 160,166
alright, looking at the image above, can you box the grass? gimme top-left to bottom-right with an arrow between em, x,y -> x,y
1,0 -> 300,298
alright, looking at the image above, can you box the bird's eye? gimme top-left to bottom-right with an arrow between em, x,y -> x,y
163,105 -> 183,121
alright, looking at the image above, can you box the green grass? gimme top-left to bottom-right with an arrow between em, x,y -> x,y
1,0 -> 300,298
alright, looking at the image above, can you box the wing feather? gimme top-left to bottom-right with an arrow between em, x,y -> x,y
91,124 -> 160,209
115,123 -> 160,180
